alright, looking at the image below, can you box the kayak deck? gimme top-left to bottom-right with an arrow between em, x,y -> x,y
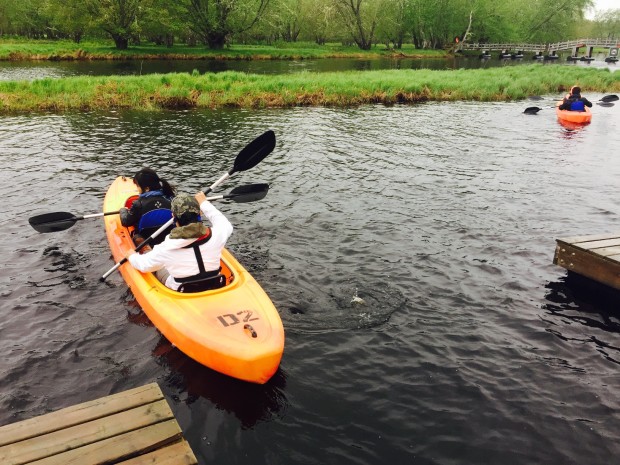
103,176 -> 284,384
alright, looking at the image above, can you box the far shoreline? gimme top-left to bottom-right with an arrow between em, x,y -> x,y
0,40 -> 449,62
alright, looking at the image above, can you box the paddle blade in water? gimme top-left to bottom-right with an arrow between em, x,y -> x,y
227,183 -> 269,202
596,102 -> 615,107
600,95 -> 619,103
523,107 -> 542,114
29,212 -> 78,233
232,130 -> 276,174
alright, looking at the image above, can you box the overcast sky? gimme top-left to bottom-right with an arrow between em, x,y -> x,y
586,0 -> 618,18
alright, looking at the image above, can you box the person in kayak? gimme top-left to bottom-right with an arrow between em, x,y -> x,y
125,192 -> 233,292
559,86 -> 592,112
120,167 -> 176,245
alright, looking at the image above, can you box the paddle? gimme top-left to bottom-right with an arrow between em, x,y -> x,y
100,130 -> 276,281
208,183 -> 269,203
29,210 -> 120,234
524,94 -> 617,114
528,94 -> 618,103
28,184 -> 270,234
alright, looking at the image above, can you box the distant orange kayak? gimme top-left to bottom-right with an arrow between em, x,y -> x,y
103,176 -> 284,384
556,102 -> 592,124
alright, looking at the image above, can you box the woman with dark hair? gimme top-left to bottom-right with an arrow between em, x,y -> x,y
559,86 -> 592,112
120,167 -> 176,245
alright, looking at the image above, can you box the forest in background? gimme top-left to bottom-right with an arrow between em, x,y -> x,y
0,0 -> 618,51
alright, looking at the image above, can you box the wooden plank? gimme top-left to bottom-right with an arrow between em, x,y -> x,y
117,441 -> 198,465
591,246 -> 620,257
0,399 -> 173,465
557,232 -> 620,245
554,241 -> 620,291
570,237 -> 620,250
0,383 -> 163,447
29,420 -> 182,465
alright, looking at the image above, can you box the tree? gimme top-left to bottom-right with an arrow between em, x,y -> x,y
141,0 -> 186,46
182,0 -> 270,49
0,0 -> 51,38
333,0 -> 380,50
520,0 -> 594,42
375,0 -> 408,48
590,8 -> 620,39
43,0 -> 93,43
85,0 -> 142,49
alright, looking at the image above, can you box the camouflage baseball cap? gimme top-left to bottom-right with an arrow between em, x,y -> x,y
171,193 -> 200,217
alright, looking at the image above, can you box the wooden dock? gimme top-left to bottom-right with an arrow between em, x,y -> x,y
554,232 -> 620,291
0,383 -> 197,465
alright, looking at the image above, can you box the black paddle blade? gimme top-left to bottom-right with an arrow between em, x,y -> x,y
523,107 -> 542,114
29,212 -> 79,233
600,94 -> 619,103
227,183 -> 269,203
231,130 -> 276,174
597,101 -> 615,107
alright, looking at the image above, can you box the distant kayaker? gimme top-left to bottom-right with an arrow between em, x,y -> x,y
125,192 -> 233,292
120,167 -> 176,245
559,86 -> 592,112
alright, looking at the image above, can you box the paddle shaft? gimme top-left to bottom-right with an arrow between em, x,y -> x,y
529,94 -> 618,103
83,211 -> 120,219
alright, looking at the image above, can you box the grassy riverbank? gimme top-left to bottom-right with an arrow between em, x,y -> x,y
0,66 -> 618,112
0,40 -> 445,61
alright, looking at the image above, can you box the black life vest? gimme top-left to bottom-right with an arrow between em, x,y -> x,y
175,229 -> 221,283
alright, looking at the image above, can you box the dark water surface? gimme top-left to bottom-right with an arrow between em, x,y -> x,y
1,100 -> 619,464
0,52 -> 616,81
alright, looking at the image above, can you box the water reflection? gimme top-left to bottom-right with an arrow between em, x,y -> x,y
542,272 -> 620,365
2,54 -> 614,81
153,336 -> 288,429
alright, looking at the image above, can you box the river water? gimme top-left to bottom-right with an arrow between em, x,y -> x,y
0,52 -> 616,81
1,100 -> 619,464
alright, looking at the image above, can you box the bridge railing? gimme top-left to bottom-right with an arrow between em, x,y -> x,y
548,38 -> 619,50
459,38 -> 619,53
460,43 -> 545,52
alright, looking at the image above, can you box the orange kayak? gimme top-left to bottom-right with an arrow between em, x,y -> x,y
556,102 -> 592,124
103,176 -> 284,384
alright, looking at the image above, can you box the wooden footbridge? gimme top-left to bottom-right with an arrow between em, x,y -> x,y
459,38 -> 619,62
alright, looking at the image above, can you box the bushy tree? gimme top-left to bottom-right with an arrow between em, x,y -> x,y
141,0 -> 187,46
85,0 -> 142,49
334,0 -> 382,50
182,0 -> 270,49
42,0 -> 93,43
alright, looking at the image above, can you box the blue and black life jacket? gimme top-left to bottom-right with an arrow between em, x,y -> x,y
569,99 -> 585,111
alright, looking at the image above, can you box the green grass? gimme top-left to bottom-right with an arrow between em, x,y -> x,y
0,65 -> 617,112
0,39 -> 446,61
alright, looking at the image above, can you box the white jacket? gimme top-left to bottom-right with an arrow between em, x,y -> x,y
127,200 -> 233,290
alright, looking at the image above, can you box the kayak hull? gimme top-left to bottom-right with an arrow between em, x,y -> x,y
556,103 -> 592,124
103,176 -> 284,384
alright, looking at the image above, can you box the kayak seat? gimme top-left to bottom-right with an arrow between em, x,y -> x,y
125,195 -> 139,209
137,209 -> 174,244
177,274 -> 227,293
